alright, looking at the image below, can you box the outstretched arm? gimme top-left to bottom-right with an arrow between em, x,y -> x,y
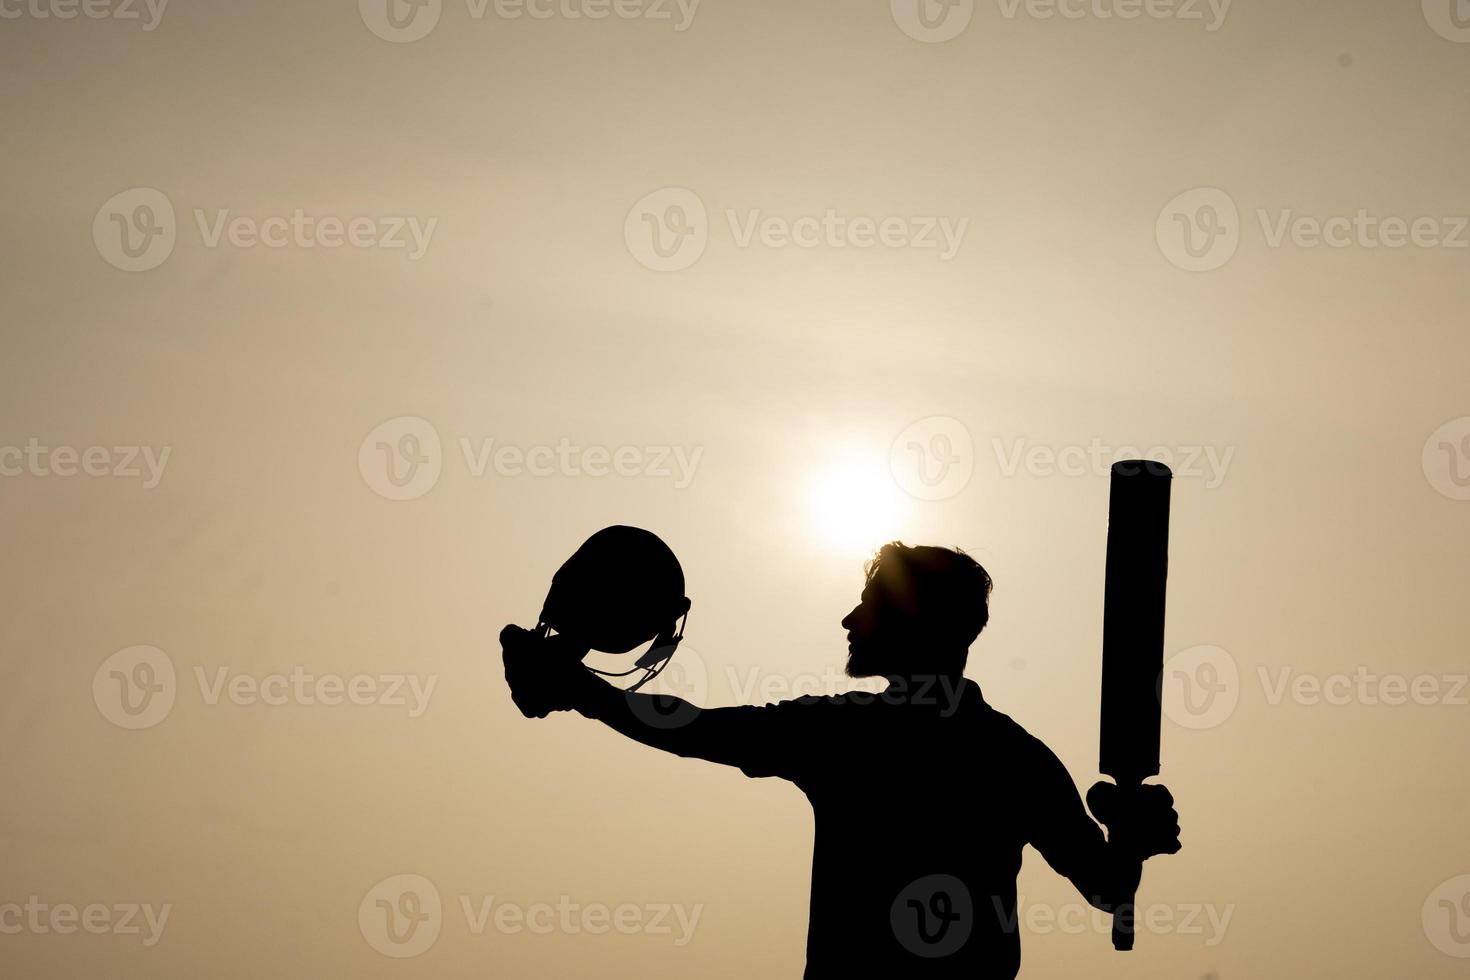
501,624 -> 805,776
571,672 -> 773,767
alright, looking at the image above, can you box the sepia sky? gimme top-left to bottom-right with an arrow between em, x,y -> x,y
2,0 -> 1469,976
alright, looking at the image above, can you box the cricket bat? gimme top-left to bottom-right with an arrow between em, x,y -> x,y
1098,459 -> 1173,951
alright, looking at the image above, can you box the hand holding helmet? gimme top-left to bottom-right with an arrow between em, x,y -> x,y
502,526 -> 690,719
500,624 -> 593,718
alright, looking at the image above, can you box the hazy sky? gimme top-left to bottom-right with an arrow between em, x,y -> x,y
2,0 -> 1468,976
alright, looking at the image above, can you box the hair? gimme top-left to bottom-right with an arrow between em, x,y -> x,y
863,542 -> 993,670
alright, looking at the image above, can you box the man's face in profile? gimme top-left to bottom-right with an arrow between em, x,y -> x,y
842,574 -> 911,678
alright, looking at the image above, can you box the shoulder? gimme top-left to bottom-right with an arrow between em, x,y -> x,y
982,704 -> 1068,771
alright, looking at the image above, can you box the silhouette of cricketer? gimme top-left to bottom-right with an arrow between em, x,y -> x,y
502,541 -> 1181,979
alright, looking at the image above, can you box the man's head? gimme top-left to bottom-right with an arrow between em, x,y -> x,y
841,542 -> 992,681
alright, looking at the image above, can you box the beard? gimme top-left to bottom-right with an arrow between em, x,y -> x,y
845,647 -> 880,679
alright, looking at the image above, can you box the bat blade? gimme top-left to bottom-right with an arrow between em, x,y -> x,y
1099,459 -> 1173,785
1098,459 -> 1172,953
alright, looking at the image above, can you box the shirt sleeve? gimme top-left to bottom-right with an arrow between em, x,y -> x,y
684,696 -> 829,785
1020,734 -> 1113,900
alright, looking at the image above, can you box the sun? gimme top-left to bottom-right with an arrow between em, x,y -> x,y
804,452 -> 910,558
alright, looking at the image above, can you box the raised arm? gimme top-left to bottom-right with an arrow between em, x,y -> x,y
1024,738 -> 1181,912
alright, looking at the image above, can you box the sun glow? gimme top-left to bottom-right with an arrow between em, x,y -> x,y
804,452 -> 910,559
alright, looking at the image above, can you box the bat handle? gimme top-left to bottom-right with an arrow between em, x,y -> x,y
1111,876 -> 1139,951
1103,779 -> 1145,952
